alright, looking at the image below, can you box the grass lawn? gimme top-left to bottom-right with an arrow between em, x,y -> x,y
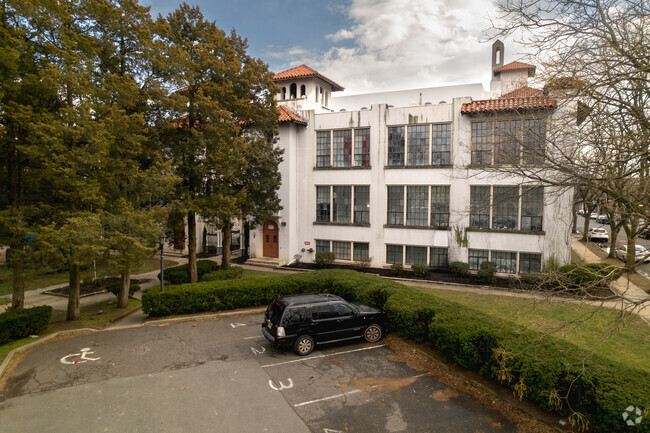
0,298 -> 141,363
0,257 -> 178,297
414,285 -> 650,373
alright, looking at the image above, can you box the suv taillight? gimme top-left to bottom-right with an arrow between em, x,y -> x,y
277,326 -> 285,337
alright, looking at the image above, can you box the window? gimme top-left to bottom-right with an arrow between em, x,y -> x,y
311,304 -> 335,320
470,186 -> 490,229
471,121 -> 491,165
316,239 -> 330,253
492,186 -> 519,230
388,126 -> 405,166
333,186 -> 351,223
354,128 -> 370,167
316,186 -> 330,222
332,241 -> 351,260
431,124 -> 451,165
316,131 -> 331,168
406,186 -> 428,226
468,249 -> 489,271
430,186 -> 450,229
387,186 -> 404,225
386,245 -> 403,264
429,247 -> 448,268
523,119 -> 546,164
405,246 -> 427,265
492,251 -> 517,274
290,83 -> 297,99
521,187 -> 543,231
407,125 -> 429,166
331,302 -> 355,317
333,130 -> 352,168
494,120 -> 521,165
353,242 -> 369,259
300,84 -> 306,97
354,186 -> 370,224
519,253 -> 541,274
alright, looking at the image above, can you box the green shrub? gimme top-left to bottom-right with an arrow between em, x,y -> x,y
384,289 -> 437,342
558,263 -> 622,286
390,263 -> 403,275
106,282 -> 140,298
354,256 -> 372,271
449,261 -> 469,276
411,264 -> 429,278
0,306 -> 53,345
478,261 -> 497,284
160,260 -> 220,285
315,252 -> 335,268
200,266 -> 245,282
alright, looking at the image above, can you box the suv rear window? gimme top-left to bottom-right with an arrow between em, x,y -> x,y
265,301 -> 285,325
281,307 -> 307,326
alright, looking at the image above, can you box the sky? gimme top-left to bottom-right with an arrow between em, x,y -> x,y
141,0 -> 525,95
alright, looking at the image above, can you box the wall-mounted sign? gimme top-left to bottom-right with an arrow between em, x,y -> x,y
304,241 -> 310,245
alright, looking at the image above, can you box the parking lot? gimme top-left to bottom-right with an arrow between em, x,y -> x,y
0,312 -> 520,433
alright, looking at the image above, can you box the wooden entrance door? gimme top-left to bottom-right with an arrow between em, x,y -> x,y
262,221 -> 279,258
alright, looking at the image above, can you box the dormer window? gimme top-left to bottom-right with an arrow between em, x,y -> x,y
300,85 -> 306,97
290,83 -> 297,99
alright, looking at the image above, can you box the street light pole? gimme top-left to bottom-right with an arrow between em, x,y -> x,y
159,235 -> 166,292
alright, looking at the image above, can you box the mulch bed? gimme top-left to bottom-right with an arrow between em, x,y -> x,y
45,278 -> 152,297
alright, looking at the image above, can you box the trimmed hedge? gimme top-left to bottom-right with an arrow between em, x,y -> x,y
160,260 -> 220,285
0,305 -> 53,345
200,266 -> 244,282
558,263 -> 623,286
141,270 -> 649,432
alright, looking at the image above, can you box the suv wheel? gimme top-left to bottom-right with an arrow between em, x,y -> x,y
294,335 -> 314,356
364,324 -> 383,343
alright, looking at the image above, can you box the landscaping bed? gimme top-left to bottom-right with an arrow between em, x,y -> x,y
44,278 -> 152,297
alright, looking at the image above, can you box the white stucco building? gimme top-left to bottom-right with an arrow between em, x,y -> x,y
249,42 -> 574,275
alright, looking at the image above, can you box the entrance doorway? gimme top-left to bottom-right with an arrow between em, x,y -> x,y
262,221 -> 279,258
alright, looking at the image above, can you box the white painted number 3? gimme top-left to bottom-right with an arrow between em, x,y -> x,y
60,348 -> 100,365
269,379 -> 293,391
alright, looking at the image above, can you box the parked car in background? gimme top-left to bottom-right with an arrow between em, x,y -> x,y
596,214 -> 609,224
262,293 -> 389,356
640,228 -> 650,240
615,245 -> 650,263
577,209 -> 585,216
587,227 -> 609,242
589,212 -> 598,220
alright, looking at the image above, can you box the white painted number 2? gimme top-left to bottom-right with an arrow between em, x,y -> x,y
251,347 -> 266,355
269,379 -> 293,391
60,348 -> 100,365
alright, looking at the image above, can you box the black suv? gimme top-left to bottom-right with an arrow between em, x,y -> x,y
262,293 -> 389,356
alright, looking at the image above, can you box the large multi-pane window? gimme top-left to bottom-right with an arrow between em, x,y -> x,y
387,127 -> 405,166
407,125 -> 429,166
316,129 -> 371,168
386,245 -> 403,264
317,240 -> 369,261
333,186 -> 351,223
406,186 -> 428,226
470,186 -> 491,229
353,242 -> 369,259
316,131 -> 331,168
492,251 -> 517,274
431,124 -> 451,165
471,121 -> 491,165
333,130 -> 352,167
523,119 -> 546,164
521,187 -> 543,231
387,186 -> 404,225
316,186 -> 330,222
316,239 -> 330,253
354,186 -> 370,224
494,120 -> 521,165
354,128 -> 370,167
492,186 -> 519,230
332,241 -> 351,260
405,246 -> 427,265
430,186 -> 450,229
519,253 -> 542,274
429,247 -> 448,268
468,249 -> 489,271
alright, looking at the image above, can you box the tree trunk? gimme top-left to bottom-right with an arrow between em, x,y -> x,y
11,256 -> 25,310
572,209 -> 578,233
221,223 -> 231,269
187,211 -> 198,283
118,266 -> 130,309
67,263 -> 80,321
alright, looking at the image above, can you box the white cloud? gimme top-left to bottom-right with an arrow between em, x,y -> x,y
325,29 -> 355,42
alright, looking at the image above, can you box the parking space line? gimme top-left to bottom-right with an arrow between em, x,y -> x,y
243,336 -> 264,340
293,389 -> 364,408
261,344 -> 387,368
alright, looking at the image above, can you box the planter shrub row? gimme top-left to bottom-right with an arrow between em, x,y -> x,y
0,305 -> 53,345
141,270 -> 649,432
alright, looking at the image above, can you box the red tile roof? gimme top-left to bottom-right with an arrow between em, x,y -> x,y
278,105 -> 307,125
273,65 -> 345,92
461,86 -> 555,114
493,61 -> 536,76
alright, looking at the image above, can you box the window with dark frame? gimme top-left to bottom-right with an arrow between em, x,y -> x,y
494,120 -> 521,165
354,128 -> 370,167
523,119 -> 546,165
407,125 -> 429,166
492,251 -> 517,274
353,242 -> 369,259
333,130 -> 353,168
431,124 -> 451,165
519,253 -> 541,274
492,186 -> 519,230
316,131 -> 331,168
429,247 -> 448,268
470,186 -> 490,229
315,239 -> 330,253
354,186 -> 370,224
405,246 -> 427,265
387,126 -> 405,166
333,186 -> 351,223
471,121 -> 491,165
332,241 -> 351,260
521,186 -> 543,231
406,186 -> 428,226
316,186 -> 330,222
468,249 -> 489,271
386,244 -> 403,264
387,186 -> 404,225
430,186 -> 450,229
